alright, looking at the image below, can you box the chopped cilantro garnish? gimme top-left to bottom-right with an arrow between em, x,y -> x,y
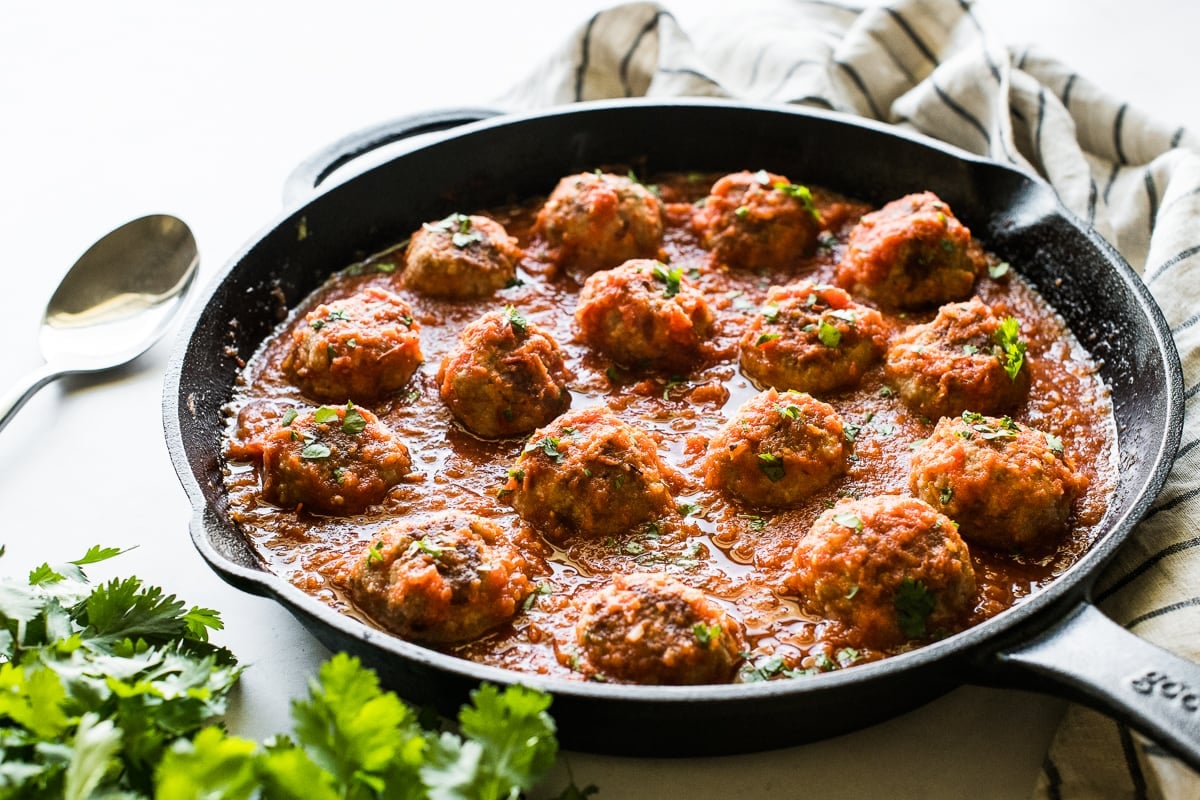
989,261 -> 1011,279
734,205 -> 750,218
301,442 -> 331,460
314,406 -> 339,424
366,540 -> 384,564
817,320 -> 842,348
739,514 -> 767,531
778,403 -> 803,421
895,578 -> 936,638
692,622 -> 722,647
756,332 -> 781,346
678,502 -> 702,518
342,403 -> 367,435
757,452 -> 786,482
504,304 -> 528,336
416,538 -> 444,559
1045,432 -> 1064,454
761,302 -> 780,322
280,408 -> 298,427
994,316 -> 1027,380
526,435 -> 564,463
939,486 -> 954,504
651,263 -> 684,298
773,181 -> 822,223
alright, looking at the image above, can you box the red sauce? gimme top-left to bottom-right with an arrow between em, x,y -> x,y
222,172 -> 1115,681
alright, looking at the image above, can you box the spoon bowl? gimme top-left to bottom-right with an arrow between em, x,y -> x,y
0,214 -> 199,433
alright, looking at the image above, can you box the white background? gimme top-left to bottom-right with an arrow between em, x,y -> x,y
1,1 -> 1196,797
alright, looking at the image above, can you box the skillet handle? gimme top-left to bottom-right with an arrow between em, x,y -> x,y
282,107 -> 504,207
983,601 -> 1200,770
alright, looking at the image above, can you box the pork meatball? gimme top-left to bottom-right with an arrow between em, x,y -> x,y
909,412 -> 1086,551
283,287 -> 423,404
789,495 -> 976,648
344,512 -> 533,643
704,389 -> 848,507
885,297 -> 1030,419
259,403 -> 412,515
572,572 -> 745,684
694,169 -> 822,271
402,213 -> 521,298
503,406 -> 675,542
738,282 -> 888,395
533,171 -> 663,273
437,307 -> 572,439
835,191 -> 981,309
575,259 -> 714,371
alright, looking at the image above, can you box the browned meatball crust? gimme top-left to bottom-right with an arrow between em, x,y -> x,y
575,259 -> 714,371
909,412 -> 1087,550
437,307 -> 572,439
693,170 -> 823,271
885,297 -> 1030,419
283,287 -> 423,404
402,213 -> 521,298
344,511 -> 533,643
534,171 -> 664,273
835,191 -> 981,309
572,572 -> 745,684
503,406 -> 675,542
704,389 -> 848,507
738,282 -> 889,395
259,403 -> 412,515
788,494 -> 976,649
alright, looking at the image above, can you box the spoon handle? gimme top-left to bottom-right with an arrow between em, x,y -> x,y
0,363 -> 62,435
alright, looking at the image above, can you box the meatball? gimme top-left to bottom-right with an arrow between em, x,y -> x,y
704,389 -> 848,507
402,213 -> 521,298
572,573 -> 745,684
885,297 -> 1030,419
909,412 -> 1086,550
344,511 -> 533,643
258,403 -> 412,515
283,287 -> 423,404
533,171 -> 663,273
835,191 -> 981,309
503,406 -> 675,542
738,282 -> 888,395
694,169 -> 823,270
788,495 -> 976,649
437,307 -> 572,439
575,259 -> 714,371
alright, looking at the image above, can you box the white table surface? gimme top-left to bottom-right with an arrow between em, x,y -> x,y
1,2 -> 1195,797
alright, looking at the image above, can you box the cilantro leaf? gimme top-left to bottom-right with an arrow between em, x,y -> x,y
425,683 -> 558,799
993,316 -> 1027,380
817,320 -> 842,348
757,452 -> 786,482
895,578 -> 936,639
651,263 -> 684,298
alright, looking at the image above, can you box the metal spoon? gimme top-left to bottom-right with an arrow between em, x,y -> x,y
0,214 -> 199,433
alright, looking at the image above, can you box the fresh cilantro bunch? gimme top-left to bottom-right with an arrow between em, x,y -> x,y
158,654 -> 561,800
0,545 -> 237,798
0,547 -> 572,800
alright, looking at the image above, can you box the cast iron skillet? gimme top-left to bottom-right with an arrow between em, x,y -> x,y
164,98 -> 1191,762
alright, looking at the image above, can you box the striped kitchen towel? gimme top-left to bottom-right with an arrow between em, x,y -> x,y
501,1 -> 1200,797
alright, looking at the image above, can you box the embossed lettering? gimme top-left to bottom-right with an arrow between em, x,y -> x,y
1131,670 -> 1199,714
1132,671 -> 1164,695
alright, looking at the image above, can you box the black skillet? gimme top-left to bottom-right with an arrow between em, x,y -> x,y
163,98 -> 1193,763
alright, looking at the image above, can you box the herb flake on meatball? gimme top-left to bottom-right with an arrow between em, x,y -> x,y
402,212 -> 522,299
909,412 -> 1087,550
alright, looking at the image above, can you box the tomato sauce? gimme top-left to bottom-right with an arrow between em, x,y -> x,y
221,172 -> 1115,681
